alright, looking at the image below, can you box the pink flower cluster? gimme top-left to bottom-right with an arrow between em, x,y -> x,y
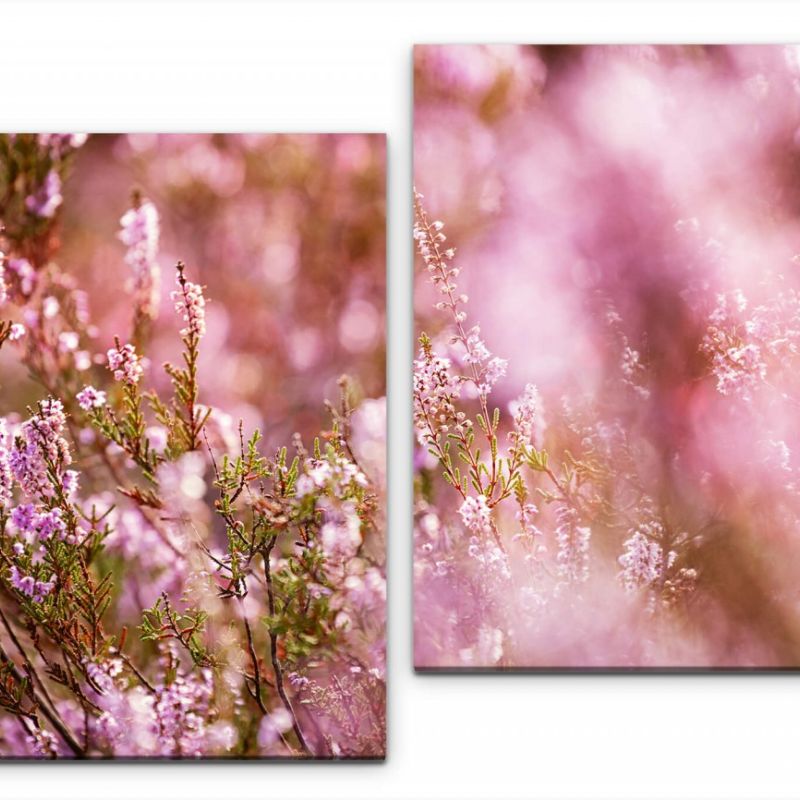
8,565 -> 55,603
412,345 -> 462,445
7,399 -> 72,498
107,341 -> 143,385
76,385 -> 107,411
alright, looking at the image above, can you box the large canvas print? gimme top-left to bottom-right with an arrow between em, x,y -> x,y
0,133 -> 386,756
414,45 -> 800,669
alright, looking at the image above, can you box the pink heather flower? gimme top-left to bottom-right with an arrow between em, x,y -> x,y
61,469 -> 79,499
9,399 -> 72,498
8,565 -> 53,603
119,199 -> 161,318
464,326 -> 491,365
107,342 -> 143,385
76,385 -> 107,411
152,669 -> 214,757
8,323 -> 25,341
172,272 -> 207,339
11,503 -> 37,532
25,169 -> 63,218
34,508 -> 67,542
413,345 -> 463,445
32,576 -> 56,603
482,356 -> 508,394
458,494 -> 492,534
10,565 -> 34,595
462,325 -> 507,397
298,454 -> 367,498
618,528 -> 664,593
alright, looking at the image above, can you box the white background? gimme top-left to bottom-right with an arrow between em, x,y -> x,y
3,1 -> 800,798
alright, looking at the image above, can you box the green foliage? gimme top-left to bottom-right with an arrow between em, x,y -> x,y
90,385 -> 163,483
262,545 -> 339,665
140,594 -> 212,668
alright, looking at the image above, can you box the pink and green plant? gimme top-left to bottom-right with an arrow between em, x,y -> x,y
0,133 -> 385,757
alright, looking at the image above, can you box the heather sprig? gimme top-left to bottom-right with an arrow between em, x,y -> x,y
152,262 -> 210,456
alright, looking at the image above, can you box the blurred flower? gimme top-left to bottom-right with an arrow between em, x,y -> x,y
25,170 -> 62,218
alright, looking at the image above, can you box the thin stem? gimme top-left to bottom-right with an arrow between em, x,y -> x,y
0,608 -> 86,758
241,608 -> 267,715
262,537 -> 311,757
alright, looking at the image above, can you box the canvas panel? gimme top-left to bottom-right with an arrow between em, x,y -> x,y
0,133 -> 386,757
413,45 -> 800,670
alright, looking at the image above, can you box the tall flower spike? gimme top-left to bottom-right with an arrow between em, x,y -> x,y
171,262 -> 206,340
119,194 -> 161,319
413,191 -> 507,398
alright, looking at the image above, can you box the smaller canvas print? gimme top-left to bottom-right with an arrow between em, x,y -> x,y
413,45 -> 800,669
0,134 -> 386,757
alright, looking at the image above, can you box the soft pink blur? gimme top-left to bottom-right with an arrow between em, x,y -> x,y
415,45 -> 800,668
7,134 -> 386,446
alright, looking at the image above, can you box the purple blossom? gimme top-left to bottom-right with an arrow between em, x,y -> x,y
9,399 -> 72,498
10,503 -> 37,532
34,508 -> 67,541
76,385 -> 107,411
8,565 -> 54,603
